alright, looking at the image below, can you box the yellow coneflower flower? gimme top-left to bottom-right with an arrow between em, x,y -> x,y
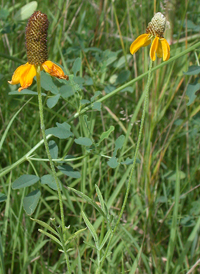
8,11 -> 68,92
130,12 -> 170,61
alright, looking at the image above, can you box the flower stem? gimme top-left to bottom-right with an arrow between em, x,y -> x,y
98,60 -> 153,273
36,66 -> 71,272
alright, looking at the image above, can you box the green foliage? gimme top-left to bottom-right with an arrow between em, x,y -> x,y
1,0 -> 200,273
23,189 -> 41,215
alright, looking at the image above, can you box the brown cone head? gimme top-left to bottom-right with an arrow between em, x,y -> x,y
146,12 -> 166,38
25,11 -> 49,65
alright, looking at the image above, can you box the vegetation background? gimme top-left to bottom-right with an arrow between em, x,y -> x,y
1,0 -> 200,273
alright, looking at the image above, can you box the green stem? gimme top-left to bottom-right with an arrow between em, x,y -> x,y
0,135 -> 52,178
71,40 -> 200,121
97,60 -> 153,273
36,66 -> 71,273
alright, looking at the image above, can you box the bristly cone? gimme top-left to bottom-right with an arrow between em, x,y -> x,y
26,11 -> 49,66
146,12 -> 166,38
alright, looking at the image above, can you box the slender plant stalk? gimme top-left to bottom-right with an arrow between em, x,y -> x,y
97,60 -> 153,273
36,66 -> 71,273
72,40 -> 200,122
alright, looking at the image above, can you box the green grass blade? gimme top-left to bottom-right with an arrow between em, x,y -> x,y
82,211 -> 98,246
95,185 -> 105,214
38,229 -> 62,247
166,157 -> 180,272
0,233 -> 5,274
68,187 -> 106,218
0,98 -> 32,152
31,218 -> 59,237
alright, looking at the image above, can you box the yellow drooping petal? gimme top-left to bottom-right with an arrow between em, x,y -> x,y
8,63 -> 30,85
160,38 -> 170,61
150,36 -> 159,61
156,40 -> 163,58
8,63 -> 36,92
19,64 -> 36,91
130,34 -> 151,55
42,61 -> 69,80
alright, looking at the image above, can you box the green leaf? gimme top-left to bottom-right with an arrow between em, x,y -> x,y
99,230 -> 111,251
66,228 -> 87,244
84,77 -> 93,85
186,83 -> 200,105
41,175 -> 61,191
104,85 -> 115,94
92,102 -> 101,111
121,86 -> 134,93
0,193 -> 7,203
14,1 -> 38,21
91,91 -> 102,102
183,66 -> 200,75
107,157 -> 118,168
9,90 -> 46,96
31,218 -> 59,237
49,140 -> 58,159
23,189 -> 41,215
114,55 -> 131,69
46,94 -> 60,108
72,58 -> 82,75
156,196 -> 168,203
75,137 -> 93,146
0,9 -> 9,20
38,229 -> 62,247
68,187 -> 106,218
98,126 -> 115,144
82,211 -> 98,245
58,165 -> 81,178
183,20 -> 197,30
40,72 -> 59,94
72,76 -> 84,90
113,135 -> 125,157
59,83 -> 74,99
45,122 -> 73,139
115,70 -> 130,85
106,56 -> 117,66
121,157 -> 140,165
190,200 -> 200,216
81,99 -> 90,105
121,157 -> 133,165
180,216 -> 195,227
12,175 -> 40,189
95,185 -> 105,213
163,170 -> 186,181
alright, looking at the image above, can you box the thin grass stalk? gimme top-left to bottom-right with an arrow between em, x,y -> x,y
97,59 -> 153,273
36,66 -> 71,273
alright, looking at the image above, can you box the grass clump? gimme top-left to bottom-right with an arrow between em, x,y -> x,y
1,1 -> 200,273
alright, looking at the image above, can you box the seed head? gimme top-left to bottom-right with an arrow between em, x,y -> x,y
25,11 -> 49,65
146,12 -> 166,37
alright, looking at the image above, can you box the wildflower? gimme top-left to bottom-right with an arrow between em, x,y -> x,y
130,12 -> 170,61
8,11 -> 68,92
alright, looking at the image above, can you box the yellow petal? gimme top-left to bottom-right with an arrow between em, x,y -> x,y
19,64 -> 36,91
156,40 -> 163,58
42,61 -> 69,80
160,38 -> 170,61
130,34 -> 151,55
150,36 -> 159,61
8,63 -> 36,92
8,63 -> 30,85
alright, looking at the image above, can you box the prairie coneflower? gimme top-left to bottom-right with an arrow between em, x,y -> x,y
8,11 -> 68,92
130,12 -> 170,61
